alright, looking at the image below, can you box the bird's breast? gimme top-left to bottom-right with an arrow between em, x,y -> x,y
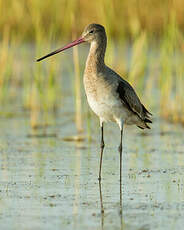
83,73 -> 122,122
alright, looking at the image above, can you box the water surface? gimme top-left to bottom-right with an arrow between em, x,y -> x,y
0,100 -> 184,230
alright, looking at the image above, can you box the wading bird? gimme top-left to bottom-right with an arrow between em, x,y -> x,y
37,24 -> 152,181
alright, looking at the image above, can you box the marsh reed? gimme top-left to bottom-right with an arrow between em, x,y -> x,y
0,0 -> 184,127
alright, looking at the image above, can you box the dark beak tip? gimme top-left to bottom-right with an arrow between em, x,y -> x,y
36,57 -> 44,62
35,37 -> 84,62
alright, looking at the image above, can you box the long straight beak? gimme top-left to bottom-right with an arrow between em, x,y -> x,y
36,37 -> 85,62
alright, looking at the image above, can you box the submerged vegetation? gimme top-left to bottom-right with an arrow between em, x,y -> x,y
0,0 -> 184,131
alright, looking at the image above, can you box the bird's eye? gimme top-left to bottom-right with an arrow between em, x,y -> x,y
89,30 -> 94,34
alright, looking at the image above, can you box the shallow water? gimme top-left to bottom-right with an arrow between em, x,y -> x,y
0,44 -> 184,230
0,98 -> 184,230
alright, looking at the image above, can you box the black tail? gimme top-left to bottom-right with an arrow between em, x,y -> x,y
144,118 -> 152,124
142,104 -> 152,116
137,124 -> 151,130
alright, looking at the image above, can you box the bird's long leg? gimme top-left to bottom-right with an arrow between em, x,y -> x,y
119,128 -> 123,185
119,128 -> 123,229
118,126 -> 123,216
98,179 -> 104,229
98,122 -> 105,181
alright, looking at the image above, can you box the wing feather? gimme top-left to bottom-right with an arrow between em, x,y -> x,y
117,80 -> 144,118
104,66 -> 152,127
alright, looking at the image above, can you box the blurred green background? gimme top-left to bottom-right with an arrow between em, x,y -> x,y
0,0 -> 184,131
1,0 -> 184,41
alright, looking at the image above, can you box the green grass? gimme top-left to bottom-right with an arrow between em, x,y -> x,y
0,0 -> 184,127
0,0 -> 183,42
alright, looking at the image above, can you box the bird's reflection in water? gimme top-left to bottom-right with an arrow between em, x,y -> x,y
98,179 -> 105,229
98,179 -> 123,230
120,176 -> 123,229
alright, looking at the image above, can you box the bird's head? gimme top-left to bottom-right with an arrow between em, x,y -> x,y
36,23 -> 105,62
81,24 -> 106,43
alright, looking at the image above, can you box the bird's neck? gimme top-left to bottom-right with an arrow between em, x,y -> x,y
85,36 -> 107,74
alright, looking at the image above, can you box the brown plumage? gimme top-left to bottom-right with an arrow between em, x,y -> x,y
116,80 -> 152,129
37,23 -> 152,181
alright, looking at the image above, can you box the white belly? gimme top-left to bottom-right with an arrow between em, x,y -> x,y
86,94 -> 130,123
83,72 -> 139,126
